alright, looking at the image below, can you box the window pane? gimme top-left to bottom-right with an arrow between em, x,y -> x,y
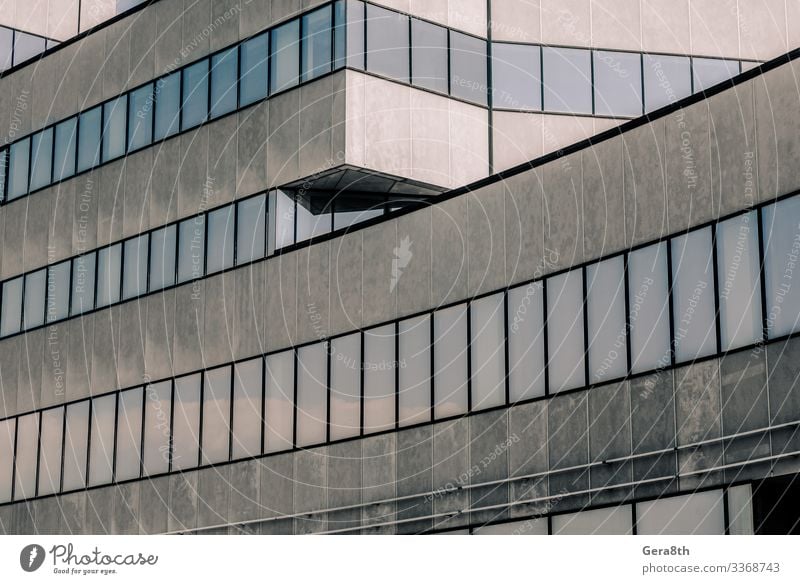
0,27 -> 12,70
149,224 -> 177,291
182,59 -> 209,129
97,243 -> 122,308
203,366 -> 232,464
330,332 -> 361,440
0,148 -> 7,198
53,118 -> 77,181
14,413 -> 39,500
296,343 -> 327,447
763,198 -> 800,338
13,31 -> 45,64
70,252 -> 97,315
366,4 -> 409,82
206,204 -> 234,273
211,47 -> 238,118
643,54 -> 691,112
301,6 -> 332,82
507,283 -> 545,401
142,381 -> 171,476
232,358 -> 263,458
542,47 -> 592,114
636,490 -> 725,534
24,268 -> 46,330
270,189 -> 297,253
88,393 -> 116,486
236,194 -> 267,264
364,324 -> 395,433
332,194 -> 384,230
122,234 -> 149,300
154,71 -> 181,140
77,106 -> 102,172
264,351 -> 295,452
547,269 -> 586,392
434,304 -> 469,418
717,211 -> 762,350
0,419 -> 14,503
450,31 -> 488,105
629,242 -> 671,373
587,257 -> 627,384
240,33 -> 269,106
102,95 -> 127,162
553,505 -> 633,535
470,293 -> 505,410
593,50 -> 642,117
398,315 -> 431,426
128,83 -> 154,150
115,387 -> 143,481
30,127 -> 53,191
671,228 -> 717,361
178,216 -> 206,283
270,19 -> 300,93
37,407 -> 64,496
62,401 -> 90,491
411,19 -> 448,93
492,42 -> 541,110
1,276 -> 23,337
8,137 -> 30,199
346,0 -> 365,69
333,0 -> 346,69
692,57 -> 739,92
296,196 -> 332,242
172,373 -> 201,471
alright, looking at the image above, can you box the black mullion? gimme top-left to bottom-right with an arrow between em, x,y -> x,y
326,340 -> 332,442
582,266 -> 589,387
542,278 -> 550,396
394,321 -> 400,430
260,357 -> 266,455
486,0 -> 493,172
10,417 -> 18,501
711,224 -> 722,354
429,312 -> 435,421
111,392 -> 119,482
466,301 -> 473,412
178,65 -> 185,131
723,488 -> 731,535
407,12 -> 412,84
631,502 -> 638,535
359,331 -> 365,435
85,398 -> 93,488
233,196 -> 240,267
503,291 -> 510,405
138,386 -> 146,479
25,129 -> 32,196
666,240 -> 676,367
33,412 -> 42,497
590,49 -> 596,115
446,29 -> 451,95
639,53 -> 645,116
539,45 -> 545,111
19,272 -> 27,333
197,372 -> 205,468
167,379 -> 176,473
228,365 -> 235,462
757,207 -> 769,342
623,254 -> 632,374
119,238 -> 126,303
57,405 -> 67,493
292,349 -> 299,447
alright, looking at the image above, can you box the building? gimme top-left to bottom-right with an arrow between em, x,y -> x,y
0,0 -> 799,534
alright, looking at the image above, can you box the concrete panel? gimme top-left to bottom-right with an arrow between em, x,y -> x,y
789,0 -> 800,51
431,196 -> 467,306
24,190 -> 52,270
207,114 -> 238,206
541,0 -> 590,46
150,140 -> 180,227
91,307 -> 120,394
138,476 -> 170,534
128,4 -> 157,87
50,182 -> 77,263
264,250 -> 297,351
449,0 -> 487,37
504,169 -> 545,286
432,418 -> 470,530
30,48 -> 61,128
689,0 -> 740,59
738,0 -> 788,60
507,400 -> 548,518
296,241 -> 331,342
396,425 -> 434,534
73,172 -> 100,255
75,29 -> 106,109
182,0 -> 212,62
123,148 -> 153,238
0,505 -> 11,534
362,221 -> 397,325
117,301 -> 146,388
237,101 -> 269,196
228,459 -> 262,533
197,466 -> 230,529
362,433 -> 396,534
543,151 -> 583,269
396,207 -> 432,318
326,441 -> 362,533
268,92 -> 301,187
12,501 -> 35,534
582,138 -> 625,258
330,231 -> 362,335
294,447 -> 327,534
178,127 -> 210,217
239,0 -> 271,39
449,100 -> 489,187
490,0 -> 540,43
345,71 -> 367,169
2,200 -> 25,278
66,316 -> 93,402
469,410 -> 509,525
641,0 -> 690,55
34,497 -> 62,534
47,0 -> 80,41
491,111 -> 544,173
0,337 -> 20,417
111,481 -> 140,535
409,0 -> 447,29
144,289 -> 176,380
467,183 -> 506,296
17,329 -> 44,412
548,391 -> 589,512
96,160 -> 126,247
623,118 -> 668,246
40,321 -> 68,408
211,0 -> 241,51
172,282 -> 205,373
589,381 -> 633,506
203,271 -> 236,367
410,89 -> 451,186
168,471 -> 199,532
259,453 -> 294,534
591,0 -> 641,51
154,0 -> 184,76
272,0 -> 303,22
85,487 -> 114,534
542,114 -> 594,157
59,491 -> 87,535
767,338 -> 800,470
364,79 -> 412,179
103,19 -> 131,99
299,75 -> 337,178
233,261 -> 267,359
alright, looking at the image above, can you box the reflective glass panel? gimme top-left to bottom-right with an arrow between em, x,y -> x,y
450,31 -> 488,105
542,47 -> 592,114
177,216 -> 206,283
202,366 -> 232,464
102,95 -> 127,161
88,393 -> 116,486
128,83 -> 154,151
593,50 -> 642,117
507,283 -> 546,401
470,293 -> 505,410
96,243 -> 122,308
330,332 -> 361,440
142,381 -> 171,476
232,358 -> 263,458
643,54 -> 691,112
182,59 -> 209,129
763,198 -> 800,338
636,490 -> 725,535
692,58 -> 739,92
210,47 -> 238,118
301,6 -> 333,82
264,351 -> 295,452
628,242 -> 671,373
364,324 -> 395,433
206,204 -> 234,273
236,194 -> 267,264
30,127 -> 53,191
0,276 -> 23,337
240,33 -> 269,106
0,419 -> 14,503
122,233 -> 149,300
587,257 -> 627,383
77,106 -> 102,172
411,19 -> 448,93
553,505 -> 633,535
149,224 -> 177,291
172,374 -> 201,471
8,137 -> 30,199
23,268 -> 46,330
154,71 -> 181,140
13,413 -> 39,500
434,304 -> 469,418
70,252 -> 97,315
62,400 -> 90,491
492,42 -> 541,110
37,407 -> 64,496
366,3 -> 409,82
296,343 -> 327,447
53,117 -> 77,181
115,387 -> 143,481
270,19 -> 301,93
547,269 -> 586,392
398,315 -> 431,426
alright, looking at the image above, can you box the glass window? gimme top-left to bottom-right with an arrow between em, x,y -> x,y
295,196 -> 332,242
70,252 -> 97,315
154,71 -> 181,140
210,47 -> 238,118
0,148 -> 7,198
398,315 -> 431,426
177,215 -> 206,283
346,0 -> 365,69
53,117 -> 77,181
333,0 -> 346,69
296,343 -> 327,447
182,59 -> 209,129
23,268 -> 46,330
8,137 -> 30,200
0,419 -> 14,503
206,204 -> 234,273
330,332 -> 361,440
149,224 -> 177,291
240,33 -> 269,107
587,257 -> 627,384
88,393 -> 116,486
636,490 -> 725,535
96,243 -> 122,308
37,407 -> 64,496
364,324 -> 395,434
29,127 -> 53,191
629,242 -> 671,373
1,276 -> 23,337
365,3 -> 409,82
77,106 -> 102,172
671,228 -> 717,361
594,50 -> 642,117
122,233 -> 149,300
172,373 -> 201,471
643,54 -> 691,112
13,413 -> 39,500
507,283 -> 545,402
203,366 -> 232,464
62,400 -> 90,491
128,83 -> 154,151
102,95 -> 127,161
270,18 -> 301,93
270,189 -> 297,253
450,31 -> 488,105
411,19 -> 448,93
717,211 -> 762,350
553,505 -> 633,535
473,518 -> 549,535
232,358 -> 263,458
763,198 -> 800,338
547,269 -> 586,392
264,351 -> 295,453
542,47 -> 592,114
13,31 -> 45,64
115,387 -> 143,482
692,57 -> 739,92
236,194 -> 267,264
332,193 -> 384,230
142,381 -> 171,477
434,304 -> 469,418
0,27 -> 12,70
491,42 -> 541,110
301,6 -> 333,82
470,293 -> 506,410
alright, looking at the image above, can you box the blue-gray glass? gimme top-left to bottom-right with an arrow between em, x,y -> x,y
182,59 -> 209,129
46,39 -> 58,50
491,42 -> 541,110
102,95 -> 127,161
46,260 -> 71,322
643,54 -> 691,112
270,19 -> 300,93
178,216 -> 206,283
128,83 -> 154,151
154,71 -> 181,140
449,31 -> 488,105
240,33 -> 268,106
762,197 -> 800,338
149,224 -> 177,291
236,194 -> 266,264
301,6 -> 333,82
346,0 -> 365,69
0,149 -> 7,200
70,252 -> 97,315
692,57 -> 740,92
594,50 -> 642,117
411,19 -> 448,93
29,127 -> 53,191
542,46 -> 592,114
13,31 -> 45,65
53,118 -> 77,181
0,27 -> 12,70
77,106 -> 102,172
0,277 -> 22,337
333,0 -> 346,69
97,243 -> 122,308
206,205 -> 234,273
8,137 -> 30,200
23,269 -> 46,330
122,234 -> 149,300
210,47 -> 238,118
365,3 -> 409,82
